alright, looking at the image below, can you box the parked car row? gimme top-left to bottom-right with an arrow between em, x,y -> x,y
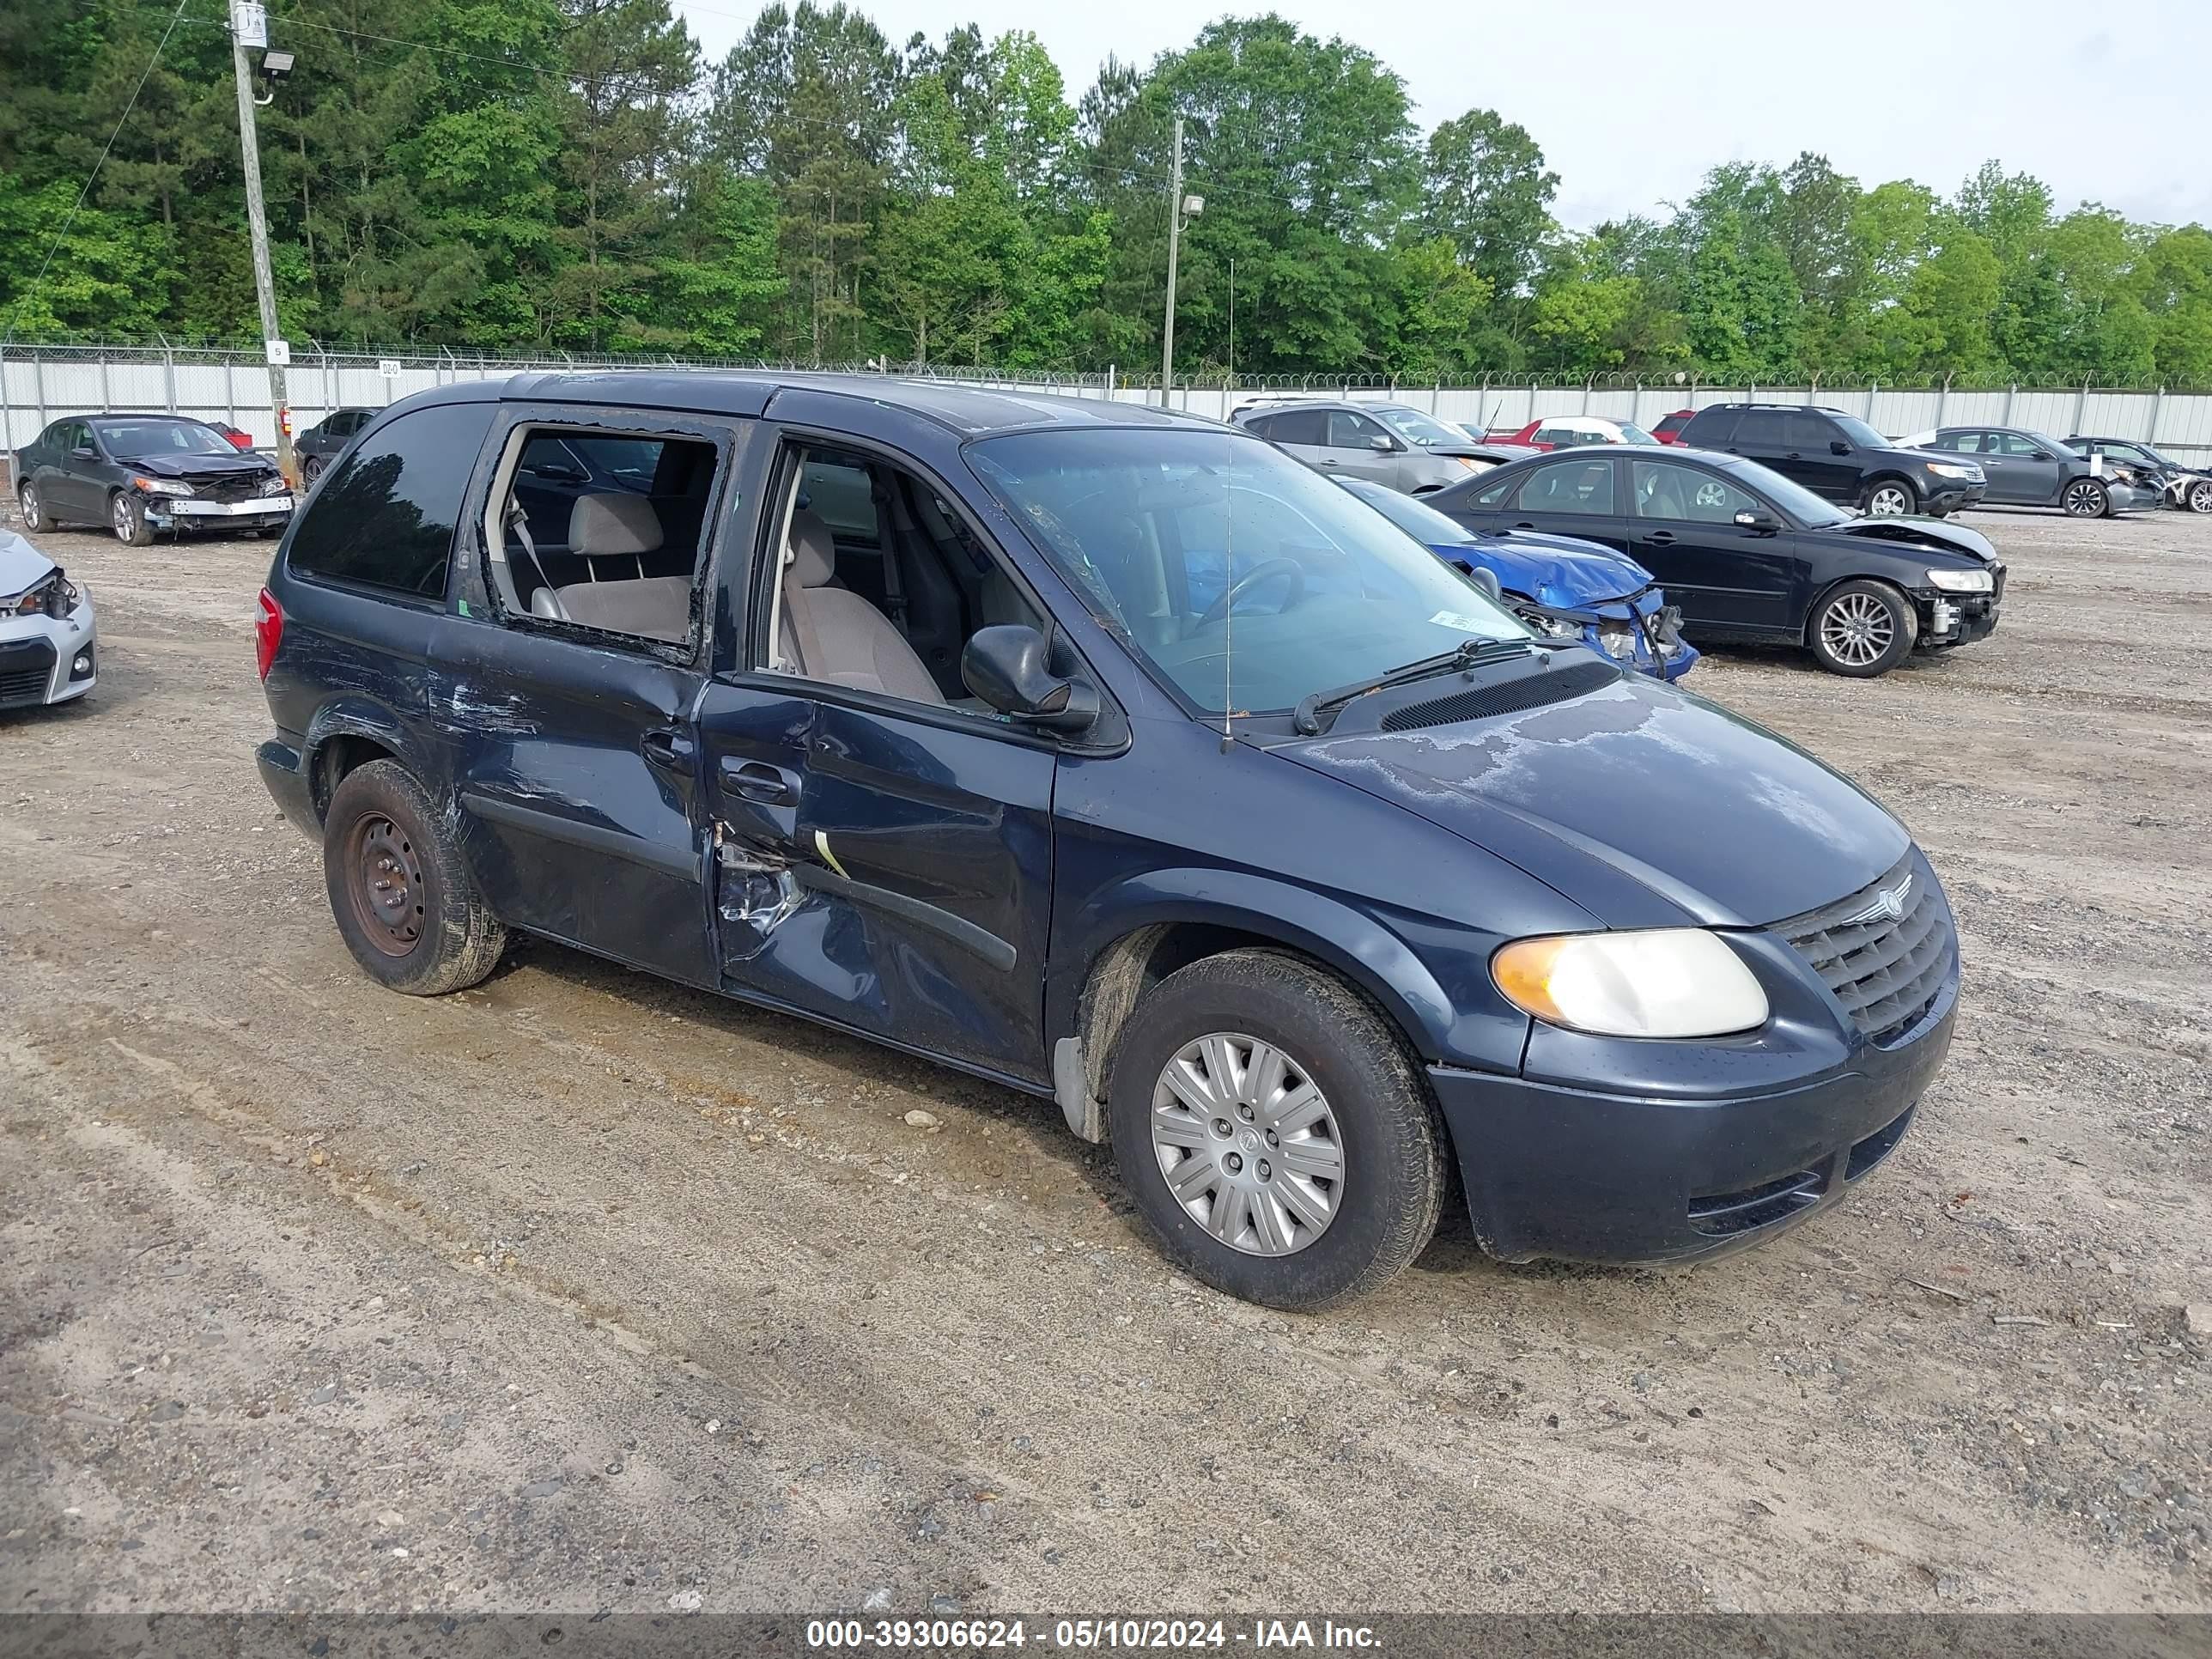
251,372 -> 1964,1309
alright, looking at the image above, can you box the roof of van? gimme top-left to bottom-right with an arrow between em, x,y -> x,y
478,370 -> 1222,437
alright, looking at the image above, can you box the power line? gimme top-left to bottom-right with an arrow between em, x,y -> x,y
4,0 -> 191,347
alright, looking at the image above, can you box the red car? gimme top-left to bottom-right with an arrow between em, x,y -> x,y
1486,416 -> 1660,450
208,421 -> 257,451
1651,410 -> 1696,446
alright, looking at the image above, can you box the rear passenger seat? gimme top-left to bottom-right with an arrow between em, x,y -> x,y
529,494 -> 693,641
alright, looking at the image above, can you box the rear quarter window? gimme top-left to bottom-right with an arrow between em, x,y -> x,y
287,402 -> 495,600
1681,408 -> 1738,446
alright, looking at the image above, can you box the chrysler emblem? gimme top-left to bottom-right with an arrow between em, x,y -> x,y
1841,873 -> 1914,927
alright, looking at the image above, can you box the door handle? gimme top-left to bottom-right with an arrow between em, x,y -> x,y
1784,451 -> 1802,460
641,727 -> 696,770
1317,458 -> 1341,467
720,757 -> 799,806
1646,529 -> 1676,544
1512,520 -> 1538,531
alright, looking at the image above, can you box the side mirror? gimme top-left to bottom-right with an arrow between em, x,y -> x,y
71,445 -> 97,461
1734,509 -> 1781,532
1458,563 -> 1503,600
962,624 -> 1099,733
1368,434 -> 1396,453
1829,440 -> 1851,456
2027,449 -> 2051,462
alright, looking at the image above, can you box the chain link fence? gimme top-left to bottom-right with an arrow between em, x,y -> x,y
5,342 -> 2209,462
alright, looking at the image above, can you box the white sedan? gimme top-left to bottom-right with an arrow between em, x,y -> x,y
0,526 -> 97,709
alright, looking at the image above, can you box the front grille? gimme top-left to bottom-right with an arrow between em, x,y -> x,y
184,472 -> 263,503
1689,1168 -> 1827,1237
1778,855 -> 1954,1047
0,639 -> 57,706
1377,660 -> 1620,732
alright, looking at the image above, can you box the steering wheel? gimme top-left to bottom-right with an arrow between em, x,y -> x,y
1195,557 -> 1305,629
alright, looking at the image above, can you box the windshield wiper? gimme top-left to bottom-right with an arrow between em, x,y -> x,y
1292,636 -> 1531,736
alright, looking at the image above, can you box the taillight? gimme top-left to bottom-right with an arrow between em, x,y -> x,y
255,586 -> 283,681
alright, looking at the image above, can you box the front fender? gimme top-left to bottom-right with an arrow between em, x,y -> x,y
1053,866 -> 1530,1076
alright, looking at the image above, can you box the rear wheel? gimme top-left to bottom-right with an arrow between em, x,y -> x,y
1862,477 -> 1917,517
1809,580 -> 1916,678
110,490 -> 153,545
2061,478 -> 2109,518
17,483 -> 46,532
1107,949 -> 1447,1310
302,455 -> 325,485
323,759 -> 506,995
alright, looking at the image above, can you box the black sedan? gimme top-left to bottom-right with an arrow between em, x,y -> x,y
1425,447 -> 2003,677
15,414 -> 294,545
295,406 -> 377,483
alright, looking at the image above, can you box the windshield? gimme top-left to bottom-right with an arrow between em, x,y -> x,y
1717,456 -> 1850,527
92,419 -> 237,458
968,428 -> 1532,717
1334,476 -> 1478,546
2025,430 -> 2079,458
1831,413 -> 1889,450
1369,405 -> 1468,447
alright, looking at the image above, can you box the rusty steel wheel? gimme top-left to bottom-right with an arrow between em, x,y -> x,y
343,810 -> 427,957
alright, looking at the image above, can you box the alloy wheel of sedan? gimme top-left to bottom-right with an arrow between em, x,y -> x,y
1865,483 -> 1913,516
18,484 -> 43,532
1150,1032 -> 1344,1257
2190,479 -> 2212,514
2061,479 -> 2107,517
1818,590 -> 1896,669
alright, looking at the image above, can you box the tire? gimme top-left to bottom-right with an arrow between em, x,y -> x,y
323,759 -> 507,995
2188,479 -> 2212,515
18,482 -> 46,533
1808,579 -> 1916,678
2060,477 -> 2109,518
1105,949 -> 1447,1310
110,489 -> 153,546
1861,477 -> 1917,517
302,455 -> 324,485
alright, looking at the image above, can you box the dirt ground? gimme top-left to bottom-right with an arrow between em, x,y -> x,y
2,490 -> 2208,1618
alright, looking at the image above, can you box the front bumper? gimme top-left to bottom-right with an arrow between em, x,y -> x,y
1431,869 -> 1960,1266
0,597 -> 98,708
2104,482 -> 2159,515
145,493 -> 295,532
1923,479 -> 1985,514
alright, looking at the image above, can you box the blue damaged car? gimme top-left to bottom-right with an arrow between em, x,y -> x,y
253,374 -> 1958,1311
1335,476 -> 1698,681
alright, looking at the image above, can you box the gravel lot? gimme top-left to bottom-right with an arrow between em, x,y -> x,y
2,495 -> 2209,1617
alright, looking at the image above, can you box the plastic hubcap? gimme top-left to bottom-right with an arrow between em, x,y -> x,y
1150,1032 -> 1345,1257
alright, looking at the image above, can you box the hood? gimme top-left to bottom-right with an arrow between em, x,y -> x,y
122,450 -> 277,478
0,526 -> 57,595
1826,515 -> 1996,563
1449,529 -> 1656,608
1281,672 -> 1908,930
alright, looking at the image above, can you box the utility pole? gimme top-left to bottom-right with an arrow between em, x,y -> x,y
228,1 -> 297,483
1161,116 -> 1184,408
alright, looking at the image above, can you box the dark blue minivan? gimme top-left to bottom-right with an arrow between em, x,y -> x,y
253,374 -> 1959,1310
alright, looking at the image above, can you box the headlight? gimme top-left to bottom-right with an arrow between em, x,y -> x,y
1453,455 -> 1492,471
132,476 -> 192,497
1492,929 -> 1769,1038
1925,567 -> 1993,592
257,475 -> 291,497
1925,461 -> 1978,480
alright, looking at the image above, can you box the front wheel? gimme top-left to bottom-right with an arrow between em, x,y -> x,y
323,759 -> 507,995
18,483 -> 47,532
1809,580 -> 1916,678
1107,949 -> 1447,1310
110,490 -> 153,545
2061,478 -> 2109,518
1862,478 -> 1917,517
2187,479 -> 2212,515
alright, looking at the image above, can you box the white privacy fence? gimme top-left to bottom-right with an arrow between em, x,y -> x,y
5,343 -> 2212,462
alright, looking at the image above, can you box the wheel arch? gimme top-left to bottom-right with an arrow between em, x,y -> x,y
1802,570 -> 1917,648
1862,471 -> 1918,508
1049,874 -> 1462,1145
302,701 -> 427,823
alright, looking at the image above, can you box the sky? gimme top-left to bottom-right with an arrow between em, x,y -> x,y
672,0 -> 2209,231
